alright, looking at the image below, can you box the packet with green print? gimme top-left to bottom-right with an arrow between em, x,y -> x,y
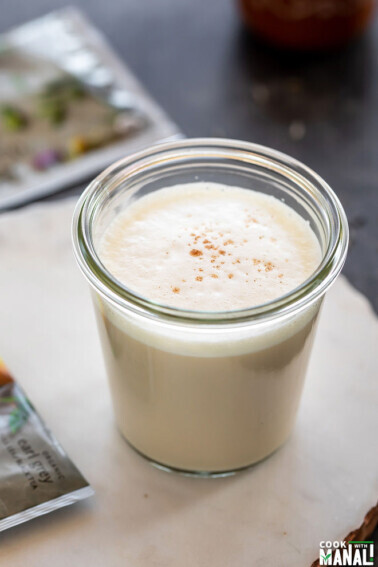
0,358 -> 93,532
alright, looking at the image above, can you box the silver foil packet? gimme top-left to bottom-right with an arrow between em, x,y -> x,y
0,7 -> 181,210
0,359 -> 93,532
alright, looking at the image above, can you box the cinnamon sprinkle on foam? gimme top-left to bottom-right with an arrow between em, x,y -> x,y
190,249 -> 203,257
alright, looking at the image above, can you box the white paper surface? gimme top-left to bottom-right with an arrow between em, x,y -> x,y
0,200 -> 377,566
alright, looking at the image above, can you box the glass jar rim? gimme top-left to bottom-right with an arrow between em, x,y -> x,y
72,138 -> 348,325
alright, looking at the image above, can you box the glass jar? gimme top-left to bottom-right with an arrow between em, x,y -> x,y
238,0 -> 375,50
72,138 -> 348,476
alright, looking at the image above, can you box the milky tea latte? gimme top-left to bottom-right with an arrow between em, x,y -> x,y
72,140 -> 348,475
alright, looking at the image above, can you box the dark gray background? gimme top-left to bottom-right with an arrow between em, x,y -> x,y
1,0 -> 377,554
1,0 -> 377,312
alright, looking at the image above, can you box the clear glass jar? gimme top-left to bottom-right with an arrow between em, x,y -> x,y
72,138 -> 348,476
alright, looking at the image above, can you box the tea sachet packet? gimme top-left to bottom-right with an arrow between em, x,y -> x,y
0,358 -> 93,531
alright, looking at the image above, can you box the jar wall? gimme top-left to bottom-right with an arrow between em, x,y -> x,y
93,289 -> 323,473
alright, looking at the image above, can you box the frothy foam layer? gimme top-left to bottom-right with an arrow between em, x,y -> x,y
99,183 -> 322,311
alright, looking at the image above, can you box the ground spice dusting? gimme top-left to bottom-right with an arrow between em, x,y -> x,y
190,249 -> 203,256
159,210 -> 284,300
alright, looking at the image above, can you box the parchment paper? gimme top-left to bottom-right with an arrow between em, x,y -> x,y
0,200 -> 376,566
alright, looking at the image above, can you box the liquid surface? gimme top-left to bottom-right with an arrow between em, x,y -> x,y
99,183 -> 321,311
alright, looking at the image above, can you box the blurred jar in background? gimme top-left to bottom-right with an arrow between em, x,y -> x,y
238,0 -> 375,50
